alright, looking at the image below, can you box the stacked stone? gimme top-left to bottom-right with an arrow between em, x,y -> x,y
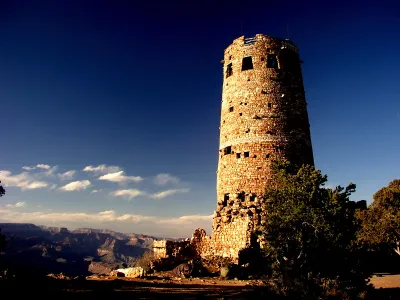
215,34 -> 314,232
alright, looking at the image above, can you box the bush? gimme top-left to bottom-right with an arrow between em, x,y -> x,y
257,160 -> 371,298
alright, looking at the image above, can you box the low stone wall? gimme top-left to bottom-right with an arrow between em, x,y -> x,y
197,217 -> 252,263
153,217 -> 253,264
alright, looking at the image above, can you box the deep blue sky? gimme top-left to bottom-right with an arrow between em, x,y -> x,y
0,0 -> 399,237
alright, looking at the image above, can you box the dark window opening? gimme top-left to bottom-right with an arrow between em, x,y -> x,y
245,129 -> 250,133
261,57 -> 265,61
267,54 -> 278,68
261,90 -> 268,94
268,103 -> 272,108
239,113 -> 242,116
266,48 -> 271,52
241,56 -> 254,71
244,152 -> 249,158
244,103 -> 248,105
223,194 -> 229,206
250,195 -> 256,202
238,192 -> 245,202
226,63 -> 233,78
229,55 -> 232,60
236,153 -> 241,159
266,153 -> 270,159
248,210 -> 254,216
224,146 -> 232,155
253,155 -> 257,158
229,106 -> 234,112
266,130 -> 275,135
247,78 -> 250,81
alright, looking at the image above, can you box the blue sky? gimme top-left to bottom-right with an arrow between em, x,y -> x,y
0,0 -> 399,237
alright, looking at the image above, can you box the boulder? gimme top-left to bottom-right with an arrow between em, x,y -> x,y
110,270 -> 125,277
171,262 -> 193,278
116,267 -> 146,278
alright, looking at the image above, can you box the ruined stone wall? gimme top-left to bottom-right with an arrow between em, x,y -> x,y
215,34 -> 314,232
198,217 -> 251,262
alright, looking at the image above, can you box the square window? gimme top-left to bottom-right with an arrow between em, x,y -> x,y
229,107 -> 234,112
244,152 -> 249,158
241,56 -> 254,71
236,153 -> 241,159
224,146 -> 232,155
268,103 -> 272,108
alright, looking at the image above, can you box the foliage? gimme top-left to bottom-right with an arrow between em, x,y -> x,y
134,250 -> 155,272
0,180 -> 4,198
258,160 -> 370,298
357,179 -> 400,256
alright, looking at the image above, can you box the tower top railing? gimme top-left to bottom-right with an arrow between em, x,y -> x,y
244,37 -> 256,46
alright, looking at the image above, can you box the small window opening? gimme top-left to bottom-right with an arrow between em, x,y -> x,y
226,63 -> 233,78
239,112 -> 242,116
229,55 -> 232,60
236,153 -> 241,159
266,153 -> 270,159
241,56 -> 254,71
224,146 -> 232,155
245,128 -> 250,133
229,106 -> 234,112
261,57 -> 265,61
261,90 -> 268,94
247,78 -> 250,81
266,130 -> 275,135
238,192 -> 245,202
268,103 -> 272,108
244,103 -> 248,105
248,211 -> 254,217
244,152 -> 249,158
250,195 -> 256,202
253,155 -> 257,158
223,194 -> 229,206
267,54 -> 278,68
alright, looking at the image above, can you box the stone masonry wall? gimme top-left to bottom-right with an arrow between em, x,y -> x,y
215,34 -> 314,234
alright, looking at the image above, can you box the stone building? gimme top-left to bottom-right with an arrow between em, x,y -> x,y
211,34 -> 314,257
153,34 -> 314,262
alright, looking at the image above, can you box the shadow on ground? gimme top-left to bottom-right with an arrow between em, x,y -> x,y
1,278 -> 400,299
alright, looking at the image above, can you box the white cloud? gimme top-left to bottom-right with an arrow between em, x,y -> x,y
83,164 -> 121,175
6,202 -> 27,208
91,189 -> 103,193
154,173 -> 180,185
0,170 -> 49,190
157,214 -> 213,225
98,171 -> 143,183
59,180 -> 91,192
57,170 -> 76,181
111,189 -> 145,199
150,188 -> 190,199
22,166 -> 35,171
0,208 -> 212,237
42,165 -> 58,176
36,164 -> 51,170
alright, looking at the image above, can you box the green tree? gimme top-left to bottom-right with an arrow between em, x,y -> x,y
357,179 -> 400,256
258,160 -> 369,298
0,180 -> 4,198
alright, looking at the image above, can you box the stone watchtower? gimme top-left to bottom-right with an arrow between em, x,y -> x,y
213,34 -> 314,235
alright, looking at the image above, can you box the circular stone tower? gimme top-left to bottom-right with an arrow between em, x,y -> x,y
214,34 -> 314,231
